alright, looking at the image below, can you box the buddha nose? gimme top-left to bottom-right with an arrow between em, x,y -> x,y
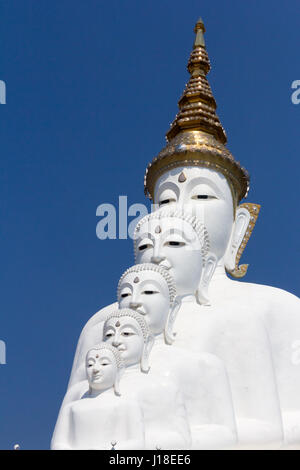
152,243 -> 165,264
112,333 -> 121,347
130,301 -> 142,310
151,255 -> 165,264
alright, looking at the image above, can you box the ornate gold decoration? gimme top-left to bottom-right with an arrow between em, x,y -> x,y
226,203 -> 261,278
144,18 -> 249,203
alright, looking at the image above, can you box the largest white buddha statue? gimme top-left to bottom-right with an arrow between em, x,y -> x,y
53,18 -> 300,449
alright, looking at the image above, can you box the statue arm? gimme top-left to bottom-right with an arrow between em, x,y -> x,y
51,381 -> 89,449
121,402 -> 145,450
51,404 -> 73,450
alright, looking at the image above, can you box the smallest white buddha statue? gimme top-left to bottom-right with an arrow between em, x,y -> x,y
51,343 -> 145,450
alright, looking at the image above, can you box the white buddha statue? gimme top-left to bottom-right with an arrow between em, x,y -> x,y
52,18 -> 300,448
134,208 -> 284,446
102,308 -> 192,449
117,262 -> 238,449
51,343 -> 145,450
142,19 -> 300,446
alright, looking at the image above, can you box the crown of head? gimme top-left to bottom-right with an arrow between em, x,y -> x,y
86,342 -> 124,370
104,308 -> 151,342
133,208 -> 210,262
117,263 -> 177,306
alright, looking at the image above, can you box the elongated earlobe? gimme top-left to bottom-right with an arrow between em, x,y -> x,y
165,299 -> 181,345
225,203 -> 260,278
141,335 -> 155,373
113,367 -> 124,396
197,253 -> 217,305
114,375 -> 121,397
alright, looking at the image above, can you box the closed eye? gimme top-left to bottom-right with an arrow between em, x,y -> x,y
192,195 -> 216,200
142,290 -> 158,295
122,332 -> 134,336
165,241 -> 186,247
138,243 -> 152,251
159,198 -> 175,206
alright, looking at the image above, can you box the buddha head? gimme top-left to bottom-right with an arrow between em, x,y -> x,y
86,343 -> 124,396
133,208 -> 216,305
117,263 -> 179,343
103,308 -> 155,373
144,19 -> 260,278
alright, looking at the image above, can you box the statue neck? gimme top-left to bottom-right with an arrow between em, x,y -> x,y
177,294 -> 197,303
88,386 -> 115,398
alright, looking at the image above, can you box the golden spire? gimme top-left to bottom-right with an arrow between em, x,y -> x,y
144,18 -> 249,203
166,17 -> 227,144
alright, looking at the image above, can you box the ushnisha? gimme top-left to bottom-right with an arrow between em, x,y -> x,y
51,343 -> 145,450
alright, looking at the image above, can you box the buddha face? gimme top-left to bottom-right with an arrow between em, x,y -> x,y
118,270 -> 170,335
103,316 -> 145,367
154,167 -> 234,261
135,216 -> 203,297
86,349 -> 117,392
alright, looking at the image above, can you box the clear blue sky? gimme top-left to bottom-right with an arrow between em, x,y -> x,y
0,0 -> 299,449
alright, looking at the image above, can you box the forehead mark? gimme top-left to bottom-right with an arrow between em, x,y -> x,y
178,171 -> 187,183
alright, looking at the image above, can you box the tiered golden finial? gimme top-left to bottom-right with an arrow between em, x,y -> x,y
166,18 -> 227,144
144,18 -> 250,203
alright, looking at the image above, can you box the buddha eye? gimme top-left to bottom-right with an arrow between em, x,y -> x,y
121,293 -> 130,298
159,198 -> 175,206
139,244 -> 152,251
101,362 -> 109,366
165,241 -> 186,247
192,194 -> 216,200
142,290 -> 158,295
122,331 -> 134,337
105,332 -> 114,338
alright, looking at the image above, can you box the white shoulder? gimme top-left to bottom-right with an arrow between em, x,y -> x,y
80,301 -> 119,334
231,280 -> 299,311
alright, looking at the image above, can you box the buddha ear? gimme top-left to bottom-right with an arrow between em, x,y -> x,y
164,299 -> 181,345
197,252 -> 217,306
225,203 -> 261,278
113,366 -> 125,396
141,335 -> 155,373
